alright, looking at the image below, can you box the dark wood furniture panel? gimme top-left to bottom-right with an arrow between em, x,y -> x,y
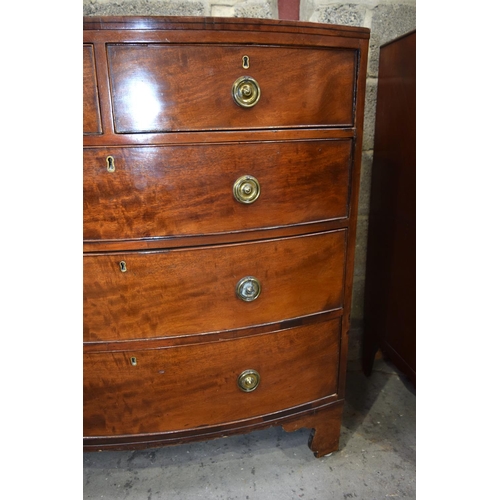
83,140 -> 352,240
84,319 -> 340,437
84,230 -> 346,342
107,44 -> 356,133
83,44 -> 102,135
362,30 -> 416,385
83,16 -> 369,39
83,16 -> 369,457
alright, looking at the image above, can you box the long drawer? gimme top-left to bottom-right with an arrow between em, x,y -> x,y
84,319 -> 341,437
107,44 -> 357,133
83,140 -> 352,241
83,230 -> 346,342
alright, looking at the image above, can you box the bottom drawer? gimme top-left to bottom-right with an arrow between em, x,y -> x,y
84,319 -> 341,437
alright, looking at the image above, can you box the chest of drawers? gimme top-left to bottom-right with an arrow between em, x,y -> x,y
83,16 -> 369,457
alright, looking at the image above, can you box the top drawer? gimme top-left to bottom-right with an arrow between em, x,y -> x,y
107,44 -> 357,133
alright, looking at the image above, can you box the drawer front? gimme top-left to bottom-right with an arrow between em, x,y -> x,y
107,44 -> 357,133
84,319 -> 340,436
83,140 -> 352,241
83,45 -> 102,135
84,230 -> 346,342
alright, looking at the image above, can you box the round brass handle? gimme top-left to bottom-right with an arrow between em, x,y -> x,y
238,369 -> 260,392
233,175 -> 260,204
236,276 -> 261,302
232,76 -> 261,108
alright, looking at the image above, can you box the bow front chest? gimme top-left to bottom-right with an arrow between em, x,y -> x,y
83,16 -> 369,457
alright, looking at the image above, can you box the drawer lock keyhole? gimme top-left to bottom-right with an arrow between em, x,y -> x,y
106,156 -> 115,172
119,261 -> 127,272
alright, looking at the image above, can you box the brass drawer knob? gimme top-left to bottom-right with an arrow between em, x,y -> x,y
238,369 -> 260,392
233,175 -> 260,204
236,276 -> 261,302
232,76 -> 261,108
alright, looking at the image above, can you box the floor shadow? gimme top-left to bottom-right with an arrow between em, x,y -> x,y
342,356 -> 415,443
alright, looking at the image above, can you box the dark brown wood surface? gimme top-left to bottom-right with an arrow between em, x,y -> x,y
107,44 -> 356,133
84,140 -> 352,241
83,16 -> 370,39
83,44 -> 102,134
282,403 -> 344,457
84,309 -> 342,353
83,16 -> 370,456
363,31 -> 415,385
84,127 -> 354,148
84,399 -> 344,457
84,319 -> 340,436
84,230 -> 346,342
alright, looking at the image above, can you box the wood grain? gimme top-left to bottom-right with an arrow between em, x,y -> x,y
83,230 -> 346,342
83,16 -> 370,39
83,44 -> 102,134
107,44 -> 356,133
84,319 -> 341,437
82,16 -> 370,456
83,140 -> 352,240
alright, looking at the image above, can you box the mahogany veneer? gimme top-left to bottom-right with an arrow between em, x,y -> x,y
83,140 -> 352,241
363,30 -> 416,385
83,16 -> 369,457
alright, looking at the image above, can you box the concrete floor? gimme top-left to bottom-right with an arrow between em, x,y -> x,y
83,357 -> 416,499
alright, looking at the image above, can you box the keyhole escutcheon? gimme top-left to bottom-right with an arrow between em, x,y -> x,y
106,156 -> 115,172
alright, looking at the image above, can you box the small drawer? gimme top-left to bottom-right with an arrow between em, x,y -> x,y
84,319 -> 340,437
83,230 -> 346,342
83,140 -> 352,241
107,44 -> 357,133
83,45 -> 102,135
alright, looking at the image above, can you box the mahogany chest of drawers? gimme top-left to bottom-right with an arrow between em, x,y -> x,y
83,16 -> 369,457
